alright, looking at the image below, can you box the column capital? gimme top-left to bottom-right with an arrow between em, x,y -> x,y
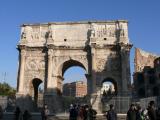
17,44 -> 26,50
54,75 -> 64,81
48,48 -> 53,56
20,49 -> 26,56
85,74 -> 91,78
120,43 -> 133,52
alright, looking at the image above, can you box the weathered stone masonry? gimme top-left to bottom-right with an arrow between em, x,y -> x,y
16,20 -> 132,113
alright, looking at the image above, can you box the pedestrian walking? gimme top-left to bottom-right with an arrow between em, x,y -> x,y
77,106 -> 84,120
148,101 -> 156,120
69,104 -> 78,120
142,108 -> 149,120
41,104 -> 50,120
136,105 -> 143,120
83,105 -> 88,120
106,104 -> 117,120
23,109 -> 32,120
0,105 -> 3,120
14,106 -> 22,120
156,107 -> 160,120
127,104 -> 137,120
87,105 -> 97,120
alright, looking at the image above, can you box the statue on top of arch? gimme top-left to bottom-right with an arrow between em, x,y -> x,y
46,25 -> 54,42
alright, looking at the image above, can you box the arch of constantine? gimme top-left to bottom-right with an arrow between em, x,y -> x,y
16,20 -> 132,113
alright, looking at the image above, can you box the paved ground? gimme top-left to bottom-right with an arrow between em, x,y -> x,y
3,112 -> 126,120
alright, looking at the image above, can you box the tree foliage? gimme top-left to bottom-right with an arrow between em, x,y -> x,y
0,82 -> 16,96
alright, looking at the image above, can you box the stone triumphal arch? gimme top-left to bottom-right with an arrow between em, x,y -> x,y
16,20 -> 132,113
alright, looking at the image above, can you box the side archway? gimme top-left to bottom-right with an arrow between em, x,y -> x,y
30,78 -> 43,106
101,78 -> 117,95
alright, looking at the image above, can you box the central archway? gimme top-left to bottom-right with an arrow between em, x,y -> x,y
63,67 -> 87,97
62,59 -> 86,76
58,59 -> 88,95
58,59 -> 88,110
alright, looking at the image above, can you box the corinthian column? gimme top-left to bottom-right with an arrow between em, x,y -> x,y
47,49 -> 53,93
18,49 -> 26,93
121,45 -> 131,96
91,43 -> 97,93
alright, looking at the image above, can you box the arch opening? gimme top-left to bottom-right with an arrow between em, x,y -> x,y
101,78 -> 117,96
101,78 -> 117,112
62,59 -> 86,76
59,60 -> 88,110
63,66 -> 87,97
31,78 -> 43,107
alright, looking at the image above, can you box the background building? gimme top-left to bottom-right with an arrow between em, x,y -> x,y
63,81 -> 87,97
133,48 -> 160,98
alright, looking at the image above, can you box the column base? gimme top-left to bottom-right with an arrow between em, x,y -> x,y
44,94 -> 62,113
101,96 -> 131,113
16,93 -> 38,112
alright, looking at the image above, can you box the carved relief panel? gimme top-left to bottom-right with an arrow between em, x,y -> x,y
90,22 -> 128,45
20,25 -> 50,45
24,55 -> 46,83
96,58 -> 107,72
91,24 -> 116,38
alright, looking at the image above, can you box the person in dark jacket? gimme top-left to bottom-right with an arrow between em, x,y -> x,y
0,105 -> 3,120
23,110 -> 32,120
136,105 -> 143,120
83,105 -> 88,120
14,106 -> 21,120
156,107 -> 160,120
41,104 -> 50,120
127,104 -> 137,120
148,101 -> 156,120
106,104 -> 117,120
87,105 -> 97,120
69,104 -> 78,120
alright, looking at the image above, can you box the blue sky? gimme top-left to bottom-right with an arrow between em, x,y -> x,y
0,0 -> 160,87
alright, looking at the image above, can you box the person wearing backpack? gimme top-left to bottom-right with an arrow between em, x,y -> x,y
106,104 -> 117,120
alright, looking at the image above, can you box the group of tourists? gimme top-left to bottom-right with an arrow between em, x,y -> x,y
0,101 -> 160,120
104,100 -> 160,120
126,101 -> 160,120
13,106 -> 32,120
68,103 -> 116,120
69,104 -> 97,120
104,101 -> 160,120
13,104 -> 50,120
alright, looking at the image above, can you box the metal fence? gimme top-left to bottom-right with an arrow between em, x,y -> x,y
0,96 -> 16,112
102,96 -> 131,113
139,96 -> 160,109
0,96 -> 8,110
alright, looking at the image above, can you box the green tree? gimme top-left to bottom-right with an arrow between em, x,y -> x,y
0,82 -> 16,96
